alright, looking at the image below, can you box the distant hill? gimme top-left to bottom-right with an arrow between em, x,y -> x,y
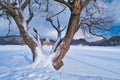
0,35 -> 120,46
71,35 -> 120,46
0,35 -> 54,45
90,35 -> 120,46
0,35 -> 25,45
71,38 -> 90,45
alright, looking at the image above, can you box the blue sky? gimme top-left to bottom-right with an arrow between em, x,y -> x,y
0,0 -> 120,40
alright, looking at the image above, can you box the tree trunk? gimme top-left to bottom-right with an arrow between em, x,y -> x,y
12,8 -> 46,67
52,1 -> 83,70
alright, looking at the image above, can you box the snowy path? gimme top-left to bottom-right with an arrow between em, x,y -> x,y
0,45 -> 120,80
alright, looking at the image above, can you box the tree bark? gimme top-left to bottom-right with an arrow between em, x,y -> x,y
12,8 -> 44,63
53,0 -> 83,70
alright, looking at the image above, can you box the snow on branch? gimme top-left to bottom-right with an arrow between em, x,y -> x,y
46,7 -> 66,53
33,28 -> 41,45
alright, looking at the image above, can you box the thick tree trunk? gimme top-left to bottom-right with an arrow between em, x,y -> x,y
52,1 -> 83,70
12,8 -> 46,67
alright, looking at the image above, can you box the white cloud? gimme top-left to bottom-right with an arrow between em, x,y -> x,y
107,0 -> 120,23
41,29 -> 57,39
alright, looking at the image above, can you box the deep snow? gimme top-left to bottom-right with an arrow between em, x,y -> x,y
0,45 -> 120,80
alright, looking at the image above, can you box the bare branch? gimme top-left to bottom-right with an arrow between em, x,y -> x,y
21,0 -> 30,11
48,7 -> 66,19
45,0 -> 49,12
33,28 -> 43,53
6,18 -> 12,36
54,0 -> 72,9
82,0 -> 92,7
26,1 -> 34,24
46,7 -> 66,32
61,26 -> 66,32
18,8 -> 24,22
57,15 -> 60,28
18,0 -> 22,7
46,6 -> 67,53
0,1 -> 17,17
83,22 -> 107,40
46,18 -> 59,32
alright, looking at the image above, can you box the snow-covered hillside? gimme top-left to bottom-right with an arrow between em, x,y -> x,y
0,45 -> 120,80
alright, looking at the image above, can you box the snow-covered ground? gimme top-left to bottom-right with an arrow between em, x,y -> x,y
0,45 -> 120,80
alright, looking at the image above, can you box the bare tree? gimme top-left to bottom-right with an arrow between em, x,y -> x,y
0,0 -> 111,70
